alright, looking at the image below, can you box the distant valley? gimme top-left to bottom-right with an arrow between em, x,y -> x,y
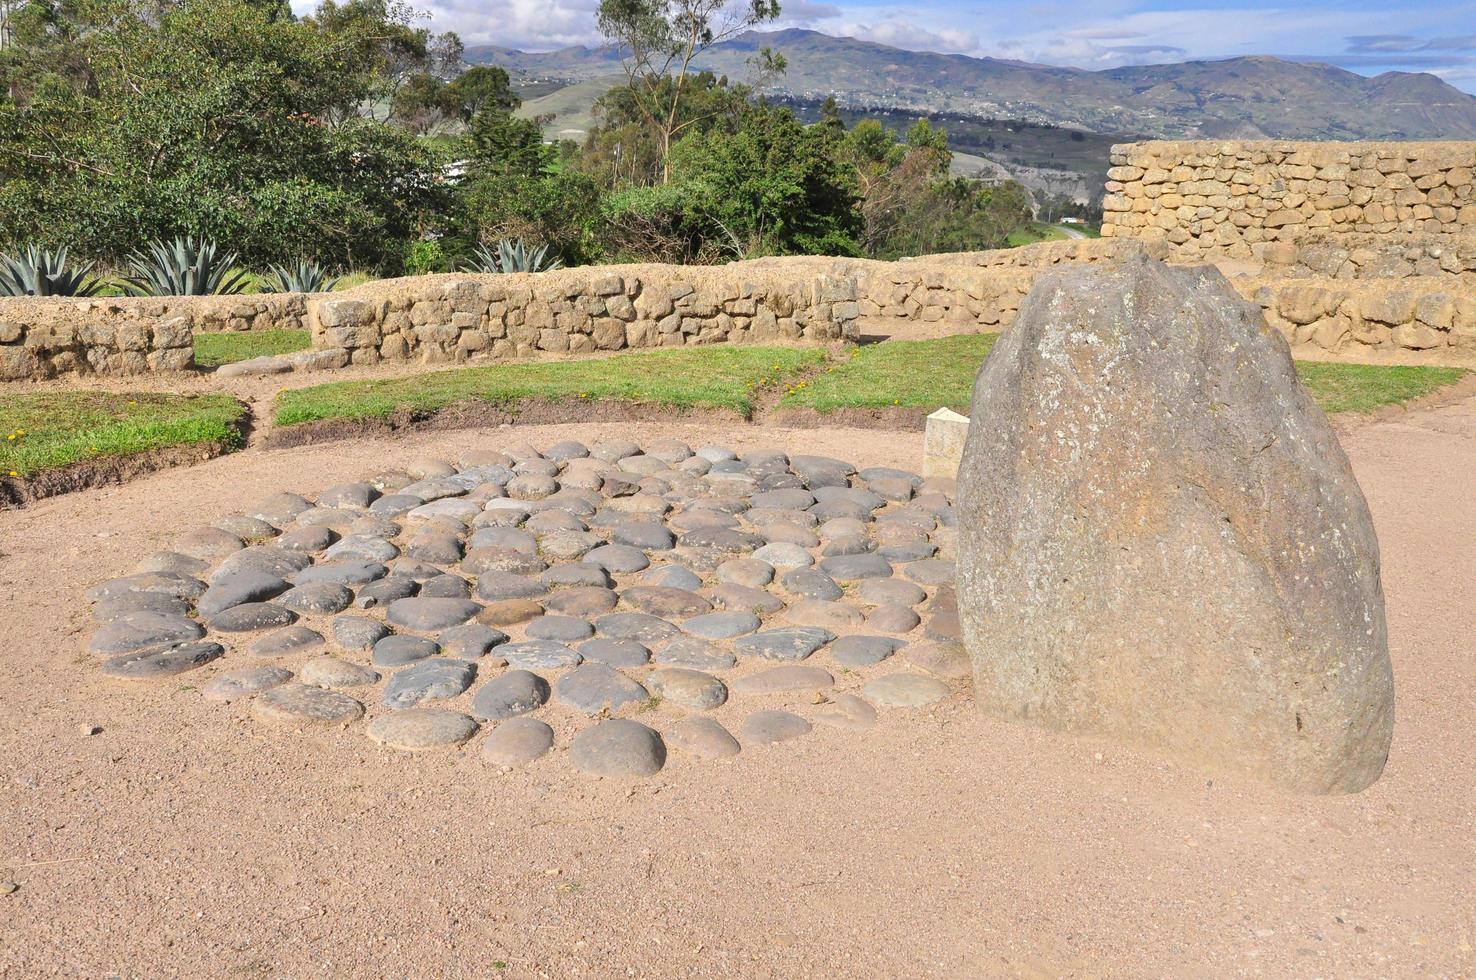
470,27 -> 1476,208
471,27 -> 1476,142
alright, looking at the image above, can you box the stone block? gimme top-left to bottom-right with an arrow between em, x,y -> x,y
147,347 -> 195,372
922,408 -> 970,479
316,299 -> 374,328
152,316 -> 192,349
0,345 -> 40,381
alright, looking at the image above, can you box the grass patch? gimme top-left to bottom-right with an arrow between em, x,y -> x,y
780,334 -> 1467,416
0,392 -> 246,477
781,334 -> 998,412
1295,361 -> 1467,415
193,329 -> 311,367
274,346 -> 827,427
1006,223 -> 1070,247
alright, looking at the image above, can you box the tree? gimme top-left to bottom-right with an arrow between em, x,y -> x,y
835,115 -> 1031,258
0,0 -> 445,267
446,64 -> 517,122
391,71 -> 456,134
304,0 -> 460,124
818,95 -> 844,135
455,100 -> 597,264
582,70 -> 749,189
466,107 -> 547,177
669,103 -> 859,257
595,0 -> 781,183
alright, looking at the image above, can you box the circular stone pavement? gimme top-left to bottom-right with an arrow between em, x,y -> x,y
84,440 -> 966,778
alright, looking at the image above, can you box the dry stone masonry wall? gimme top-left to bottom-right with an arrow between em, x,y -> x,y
0,293 -> 307,381
308,267 -> 861,365
1102,140 -> 1476,261
8,141 -> 1476,382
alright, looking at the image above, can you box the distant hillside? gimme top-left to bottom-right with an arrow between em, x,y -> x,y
469,28 -> 1476,141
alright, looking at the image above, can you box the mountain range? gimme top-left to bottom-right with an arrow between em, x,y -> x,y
467,28 -> 1476,142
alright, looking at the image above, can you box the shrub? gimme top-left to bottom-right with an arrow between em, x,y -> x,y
264,259 -> 340,293
405,239 -> 447,276
465,239 -> 563,274
0,245 -> 102,297
123,236 -> 250,296
597,185 -> 709,264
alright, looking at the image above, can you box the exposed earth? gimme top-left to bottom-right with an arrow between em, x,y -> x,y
2,405 -> 1473,976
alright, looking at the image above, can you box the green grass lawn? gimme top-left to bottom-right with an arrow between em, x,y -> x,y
274,347 -> 827,427
782,334 -> 999,411
1294,361 -> 1468,415
1006,223 -> 1072,247
777,333 -> 1467,416
0,393 -> 247,478
193,329 -> 311,368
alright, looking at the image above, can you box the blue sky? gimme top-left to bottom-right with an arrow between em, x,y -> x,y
310,0 -> 1476,92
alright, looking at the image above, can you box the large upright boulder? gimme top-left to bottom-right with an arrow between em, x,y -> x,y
956,257 -> 1393,794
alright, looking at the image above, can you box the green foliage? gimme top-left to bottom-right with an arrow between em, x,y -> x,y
446,66 -> 519,122
583,72 -> 753,188
837,114 -> 1031,257
466,239 -> 563,274
391,72 -> 458,134
466,108 -> 549,176
0,0 -> 448,269
0,0 -> 1034,275
123,237 -> 251,296
0,245 -> 101,297
598,183 -> 708,263
669,104 -> 861,258
595,0 -> 782,183
456,108 -> 601,266
404,239 -> 447,276
265,259 -> 341,293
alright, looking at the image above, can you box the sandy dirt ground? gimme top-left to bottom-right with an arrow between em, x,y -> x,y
1,405 -> 1473,978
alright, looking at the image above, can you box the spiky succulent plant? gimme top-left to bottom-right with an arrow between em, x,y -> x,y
122,236 -> 250,296
466,238 -> 563,274
0,245 -> 102,297
263,258 -> 340,293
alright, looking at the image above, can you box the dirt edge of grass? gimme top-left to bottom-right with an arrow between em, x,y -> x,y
5,362 -> 1470,509
765,405 -> 932,429
1326,369 -> 1476,432
0,435 -> 243,509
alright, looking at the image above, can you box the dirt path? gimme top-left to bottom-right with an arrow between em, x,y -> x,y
1,404 -> 1473,976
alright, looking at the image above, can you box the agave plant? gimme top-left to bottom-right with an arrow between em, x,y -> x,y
0,245 -> 102,297
263,258 -> 340,293
466,238 -> 563,274
122,236 -> 250,296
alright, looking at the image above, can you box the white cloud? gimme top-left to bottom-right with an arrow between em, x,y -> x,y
778,0 -> 844,24
846,21 -> 979,54
292,0 -> 604,48
285,0 -> 1476,91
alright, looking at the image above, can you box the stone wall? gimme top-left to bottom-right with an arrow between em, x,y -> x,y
7,178 -> 1476,382
1102,140 -> 1476,261
308,266 -> 861,365
0,293 -> 308,381
1262,233 -> 1476,281
741,239 -> 1166,333
1249,277 -> 1475,354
